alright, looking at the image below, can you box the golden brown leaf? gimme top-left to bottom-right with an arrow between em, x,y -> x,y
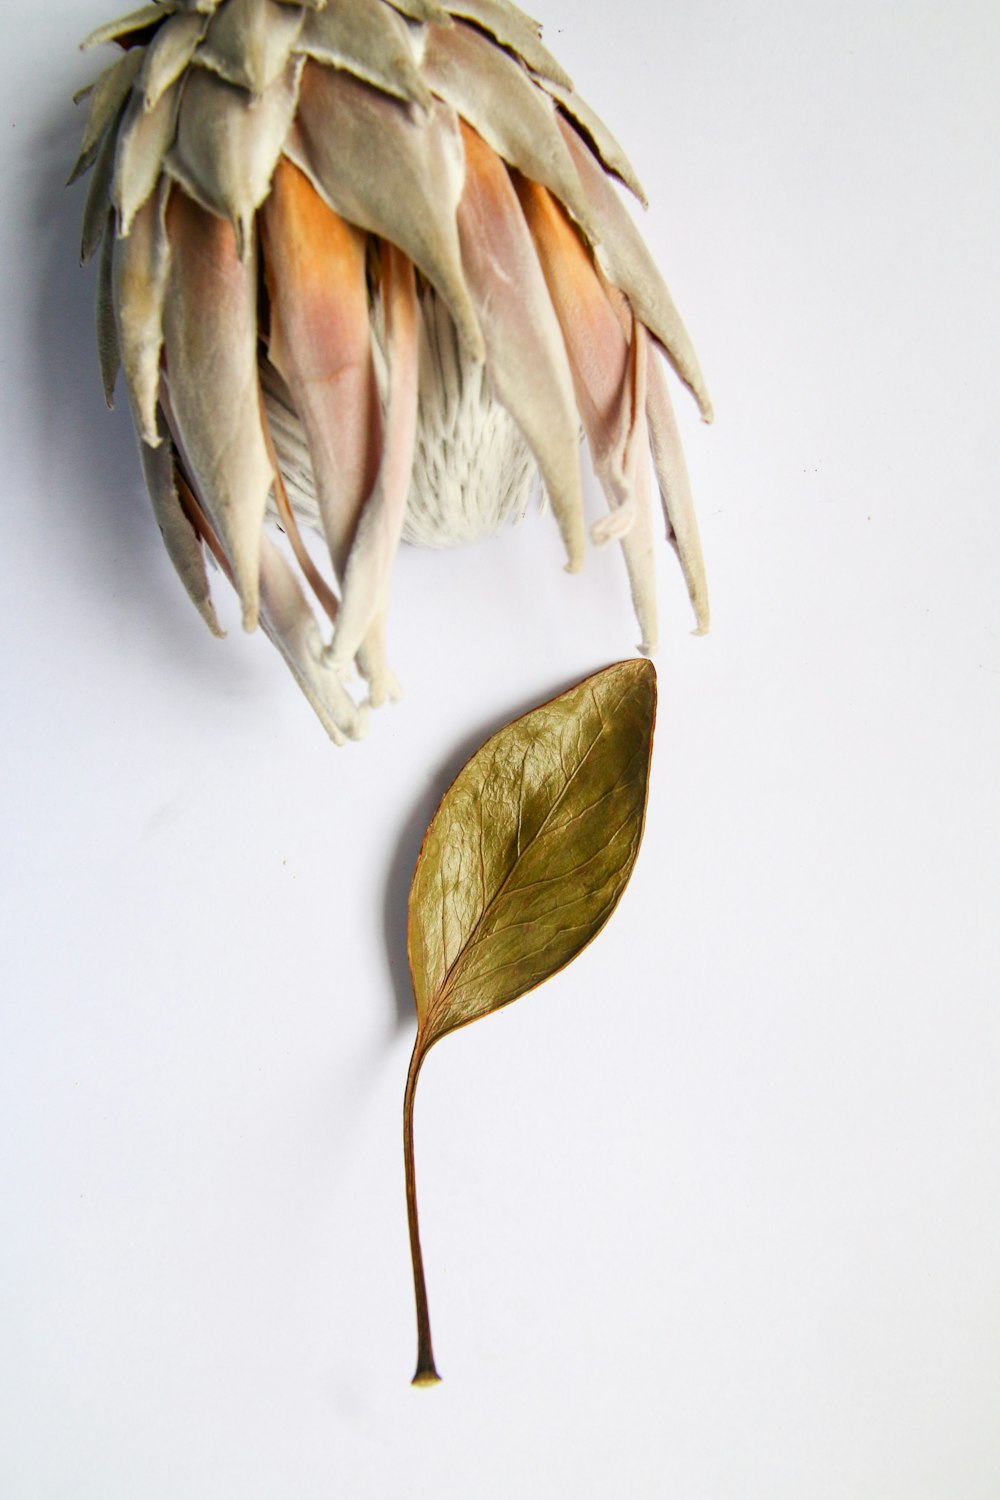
403,658 -> 657,1384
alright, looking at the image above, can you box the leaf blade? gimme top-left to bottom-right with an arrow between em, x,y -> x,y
408,657 -> 657,1048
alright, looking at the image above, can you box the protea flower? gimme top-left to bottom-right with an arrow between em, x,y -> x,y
72,0 -> 712,743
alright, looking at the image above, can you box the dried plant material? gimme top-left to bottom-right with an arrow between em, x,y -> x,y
72,0 -> 711,739
404,659 -> 657,1384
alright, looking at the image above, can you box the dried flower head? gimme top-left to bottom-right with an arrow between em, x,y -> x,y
73,0 -> 711,741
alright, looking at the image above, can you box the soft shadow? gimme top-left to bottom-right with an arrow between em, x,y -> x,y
27,88 -> 258,694
30,100 -> 145,555
382,672 -> 590,1034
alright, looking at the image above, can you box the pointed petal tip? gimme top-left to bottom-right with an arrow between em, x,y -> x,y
241,603 -> 259,633
366,668 -> 404,710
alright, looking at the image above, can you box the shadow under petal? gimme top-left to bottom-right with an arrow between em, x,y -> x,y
27,90 -> 268,703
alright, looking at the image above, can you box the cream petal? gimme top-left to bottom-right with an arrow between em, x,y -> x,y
114,80 -> 181,234
260,155 -> 381,578
540,78 -> 647,207
81,6 -> 164,52
197,0 -> 305,96
383,0 -> 452,24
289,64 -> 483,359
463,0 -> 542,34
138,420 -> 224,636
161,191 -> 273,630
327,244 -> 418,671
258,536 -> 369,744
457,126 -> 584,572
356,608 -> 403,709
142,11 -> 206,109
166,55 -> 303,254
68,47 -> 144,185
646,347 -> 709,634
422,21 -> 584,214
557,117 -> 713,423
618,392 -> 659,654
114,182 -> 171,445
297,0 -> 431,110
444,0 -> 572,88
599,314 -> 659,653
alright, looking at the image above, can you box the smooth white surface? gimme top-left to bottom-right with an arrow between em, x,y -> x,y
2,2 -> 999,1495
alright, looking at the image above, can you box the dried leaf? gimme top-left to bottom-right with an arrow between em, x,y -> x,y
403,658 -> 657,1384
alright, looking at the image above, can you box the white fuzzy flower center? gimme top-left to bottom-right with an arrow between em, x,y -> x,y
262,286 -> 538,552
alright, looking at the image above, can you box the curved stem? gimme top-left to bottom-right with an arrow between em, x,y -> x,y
404,1043 -> 441,1387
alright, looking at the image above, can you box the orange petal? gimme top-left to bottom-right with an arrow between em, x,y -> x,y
517,177 -> 659,647
260,154 -> 381,581
516,177 -> 633,515
457,124 -> 585,572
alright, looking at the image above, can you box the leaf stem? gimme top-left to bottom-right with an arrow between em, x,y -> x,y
404,1043 -> 441,1387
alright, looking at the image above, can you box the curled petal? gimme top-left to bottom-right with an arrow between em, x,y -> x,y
297,0 -> 432,110
113,181 -> 171,446
288,62 -> 484,360
381,0 -> 453,23
167,55 -> 303,254
196,0 -> 305,96
457,125 -> 584,572
327,243 -> 419,671
612,319 -> 658,653
114,81 -> 181,235
139,424 -> 224,637
142,11 -> 206,110
557,116 -> 713,423
446,0 -> 572,89
68,47 -> 144,185
258,537 -> 370,745
646,348 -> 709,634
171,0 -> 226,14
81,5 -> 165,51
161,190 -> 273,630
540,78 -> 647,207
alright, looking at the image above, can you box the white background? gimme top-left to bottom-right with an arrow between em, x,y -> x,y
3,1 -> 999,1495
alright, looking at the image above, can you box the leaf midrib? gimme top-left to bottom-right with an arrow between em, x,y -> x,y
424,681 -> 639,1035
